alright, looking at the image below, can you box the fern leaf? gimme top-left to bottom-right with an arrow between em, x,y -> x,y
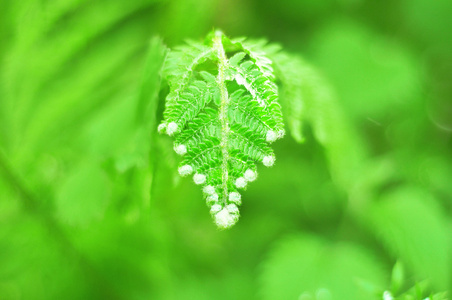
270,51 -> 366,192
159,31 -> 284,228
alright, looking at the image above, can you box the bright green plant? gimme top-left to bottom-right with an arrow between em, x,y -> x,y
158,30 -> 286,228
377,262 -> 448,300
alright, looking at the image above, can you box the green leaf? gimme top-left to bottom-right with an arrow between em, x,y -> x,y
259,234 -> 386,300
55,163 -> 111,226
159,31 -> 285,228
370,186 -> 451,290
391,261 -> 405,295
308,20 -> 423,120
271,52 -> 366,193
229,52 -> 246,66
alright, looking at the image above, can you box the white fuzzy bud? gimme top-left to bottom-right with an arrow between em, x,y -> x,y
157,123 -> 166,134
193,173 -> 206,185
203,185 -> 215,195
235,177 -> 247,189
383,291 -> 393,300
263,155 -> 275,167
178,165 -> 193,176
244,169 -> 257,182
214,208 -> 238,228
210,204 -> 222,214
277,129 -> 285,139
266,130 -> 277,142
174,144 -> 187,155
207,193 -> 219,202
166,122 -> 179,136
226,204 -> 239,213
228,192 -> 241,205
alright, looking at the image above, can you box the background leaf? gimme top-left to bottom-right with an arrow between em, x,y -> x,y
259,234 -> 387,300
370,186 -> 451,290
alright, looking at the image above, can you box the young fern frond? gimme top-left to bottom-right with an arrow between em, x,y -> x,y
270,51 -> 366,193
159,30 -> 285,228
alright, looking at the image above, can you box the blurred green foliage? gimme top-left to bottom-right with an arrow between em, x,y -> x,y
0,0 -> 451,299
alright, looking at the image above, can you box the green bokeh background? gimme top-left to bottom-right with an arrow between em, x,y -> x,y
0,0 -> 451,299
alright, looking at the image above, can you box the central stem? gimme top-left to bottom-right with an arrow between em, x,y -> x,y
213,31 -> 229,206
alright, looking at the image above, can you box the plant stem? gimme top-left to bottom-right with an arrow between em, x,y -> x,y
213,30 -> 229,205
